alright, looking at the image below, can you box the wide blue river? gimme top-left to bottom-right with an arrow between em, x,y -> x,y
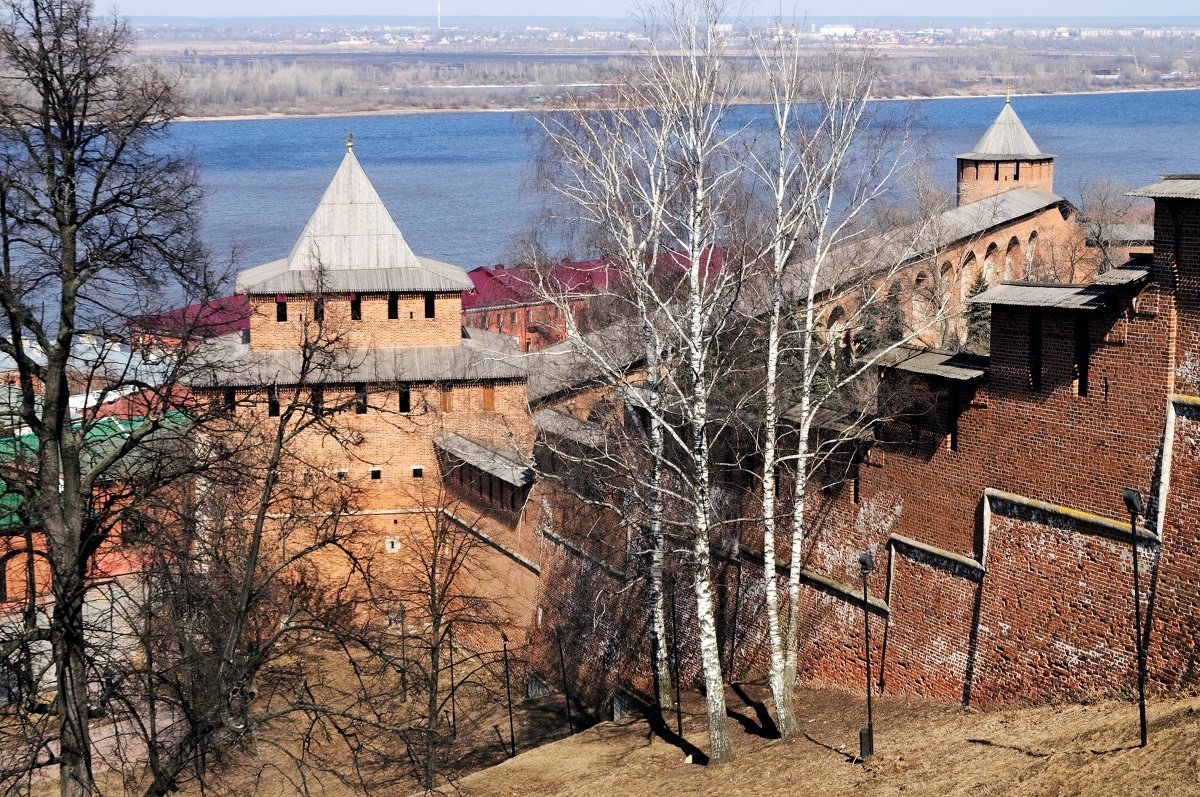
171,89 -> 1200,272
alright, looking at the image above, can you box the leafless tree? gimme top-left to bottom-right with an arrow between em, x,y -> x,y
379,488 -> 515,794
0,2 -> 226,794
531,59 -> 678,716
1075,178 -> 1147,274
734,28 -> 960,738
529,0 -> 753,765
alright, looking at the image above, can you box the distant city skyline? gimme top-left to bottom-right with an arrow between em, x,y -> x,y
117,0 -> 1196,20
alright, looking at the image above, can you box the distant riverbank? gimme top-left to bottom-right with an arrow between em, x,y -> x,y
175,83 -> 1200,123
175,90 -> 1200,269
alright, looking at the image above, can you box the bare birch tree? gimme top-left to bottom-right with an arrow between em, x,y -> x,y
533,71 -> 677,714
741,36 -> 952,737
531,0 -> 744,764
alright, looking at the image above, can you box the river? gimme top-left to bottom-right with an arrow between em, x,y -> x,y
170,89 -> 1200,272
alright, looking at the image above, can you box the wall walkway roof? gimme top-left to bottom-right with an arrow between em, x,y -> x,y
434,433 -> 533,487
1130,175 -> 1200,200
873,345 -> 990,381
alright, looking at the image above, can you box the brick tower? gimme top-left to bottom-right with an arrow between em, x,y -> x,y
956,98 -> 1055,206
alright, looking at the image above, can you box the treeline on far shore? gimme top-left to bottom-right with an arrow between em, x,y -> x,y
159,45 -> 1200,118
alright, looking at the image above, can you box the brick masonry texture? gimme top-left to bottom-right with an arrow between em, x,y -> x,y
248,292 -> 462,350
957,158 -> 1055,206
516,199 -> 1200,712
181,128 -> 1200,714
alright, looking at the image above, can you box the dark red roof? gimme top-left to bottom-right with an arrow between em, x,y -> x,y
462,249 -> 726,311
137,294 -> 250,339
657,246 -> 725,278
462,258 -> 616,311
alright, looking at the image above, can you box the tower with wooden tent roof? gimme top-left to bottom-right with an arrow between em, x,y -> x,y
203,139 -> 539,599
956,97 -> 1055,206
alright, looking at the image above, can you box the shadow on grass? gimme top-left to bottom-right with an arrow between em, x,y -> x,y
645,708 -> 709,765
727,683 -> 780,740
803,733 -> 858,764
967,738 -> 1139,757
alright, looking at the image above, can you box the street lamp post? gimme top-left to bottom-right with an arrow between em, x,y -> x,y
396,607 -> 408,703
500,631 -> 516,758
1122,488 -> 1148,748
858,551 -> 876,762
448,622 -> 457,739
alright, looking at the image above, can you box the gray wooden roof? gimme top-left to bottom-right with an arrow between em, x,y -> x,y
1093,222 -> 1154,246
532,408 -> 607,447
873,345 -> 989,381
970,283 -> 1113,310
237,261 -> 470,295
435,432 -> 534,487
1130,175 -> 1200,200
969,261 -> 1150,310
191,327 -> 527,388
958,99 -> 1050,161
236,148 -> 472,296
525,318 -> 644,404
762,187 -> 1066,309
1095,258 -> 1153,285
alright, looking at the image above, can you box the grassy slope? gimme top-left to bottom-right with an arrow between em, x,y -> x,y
456,684 -> 1200,797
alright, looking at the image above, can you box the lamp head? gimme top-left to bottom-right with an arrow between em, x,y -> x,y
858,551 -> 875,574
1123,488 -> 1144,518
501,631 -> 509,644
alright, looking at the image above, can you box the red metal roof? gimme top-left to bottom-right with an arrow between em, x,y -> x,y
137,294 -> 250,339
462,257 -> 616,311
462,248 -> 725,311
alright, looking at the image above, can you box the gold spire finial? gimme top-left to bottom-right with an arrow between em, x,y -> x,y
345,132 -> 355,152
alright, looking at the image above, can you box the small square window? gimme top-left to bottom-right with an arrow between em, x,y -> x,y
385,536 -> 400,554
370,469 -> 382,480
412,467 -> 424,479
336,469 -> 347,480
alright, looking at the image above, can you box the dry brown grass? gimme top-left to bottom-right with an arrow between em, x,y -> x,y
457,683 -> 1200,797
22,680 -> 1200,795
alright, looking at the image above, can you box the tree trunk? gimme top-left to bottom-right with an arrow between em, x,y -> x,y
425,634 -> 440,793
691,530 -> 733,763
760,284 -> 798,738
686,199 -> 733,762
645,326 -> 674,712
52,561 -> 93,797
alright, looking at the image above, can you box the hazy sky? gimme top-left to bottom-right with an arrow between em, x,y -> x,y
114,1 -> 1194,19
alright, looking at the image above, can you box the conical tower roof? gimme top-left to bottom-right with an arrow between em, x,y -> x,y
958,99 -> 1050,161
237,141 -> 471,295
286,146 -> 421,272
